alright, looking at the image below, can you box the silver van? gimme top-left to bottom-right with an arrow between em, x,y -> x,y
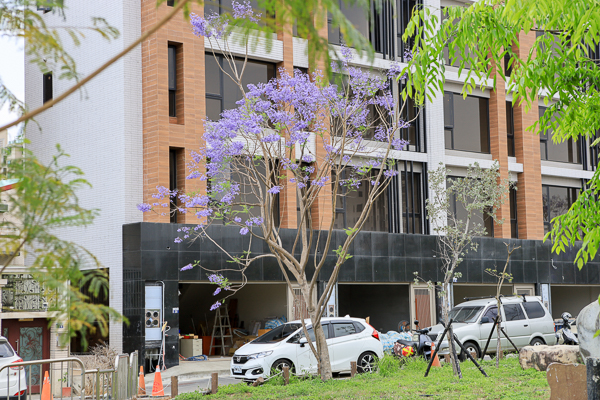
428,296 -> 556,359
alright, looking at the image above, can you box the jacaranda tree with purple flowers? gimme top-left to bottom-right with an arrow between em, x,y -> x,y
138,1 -> 421,380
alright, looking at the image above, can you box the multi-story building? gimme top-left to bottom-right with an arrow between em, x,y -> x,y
24,0 -> 600,368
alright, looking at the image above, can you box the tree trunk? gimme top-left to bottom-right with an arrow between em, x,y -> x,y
300,281 -> 333,381
442,282 -> 461,377
496,318 -> 502,368
311,316 -> 332,381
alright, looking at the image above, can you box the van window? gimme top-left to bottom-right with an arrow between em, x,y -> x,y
482,306 -> 498,322
523,302 -> 546,319
503,304 -> 526,321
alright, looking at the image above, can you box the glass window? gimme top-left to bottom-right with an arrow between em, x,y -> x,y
291,324 -> 330,342
444,92 -> 490,153
401,171 -> 422,234
0,341 -> 15,357
205,54 -> 275,119
523,302 -> 546,319
539,107 -> 581,163
397,0 -> 418,59
255,323 -> 301,343
333,323 -> 357,338
482,306 -> 498,322
542,185 -> 578,234
333,169 -> 389,232
507,102 -> 515,157
503,304 -> 526,321
510,186 -> 518,238
448,306 -> 483,323
448,177 -> 494,237
43,72 -> 53,104
328,1 -> 369,46
168,45 -> 177,118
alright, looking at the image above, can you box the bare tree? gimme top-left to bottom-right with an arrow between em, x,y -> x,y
485,243 -> 520,368
421,162 -> 509,376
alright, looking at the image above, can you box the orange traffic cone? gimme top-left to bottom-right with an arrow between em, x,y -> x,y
41,371 -> 53,400
138,366 -> 146,395
431,343 -> 441,368
151,366 -> 164,397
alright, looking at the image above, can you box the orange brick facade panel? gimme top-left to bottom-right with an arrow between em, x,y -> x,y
141,4 -> 545,239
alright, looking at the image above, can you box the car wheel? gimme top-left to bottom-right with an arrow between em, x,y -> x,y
271,359 -> 294,375
357,351 -> 378,373
530,337 -> 545,346
459,342 -> 480,361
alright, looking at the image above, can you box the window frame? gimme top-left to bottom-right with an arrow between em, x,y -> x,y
444,92 -> 490,154
168,45 -> 178,118
542,184 -> 579,234
539,106 -> 581,164
43,72 -> 53,104
502,303 -> 527,321
506,102 -> 515,157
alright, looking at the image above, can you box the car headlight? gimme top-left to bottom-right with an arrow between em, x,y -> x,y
246,351 -> 273,360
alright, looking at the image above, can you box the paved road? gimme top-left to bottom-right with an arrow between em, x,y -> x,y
165,376 -> 239,395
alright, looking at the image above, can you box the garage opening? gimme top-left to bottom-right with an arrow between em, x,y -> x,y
337,284 -> 409,332
550,285 -> 600,319
179,283 -> 288,338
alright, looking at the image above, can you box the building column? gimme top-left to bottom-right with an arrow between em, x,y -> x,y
489,61 -> 511,238
277,16 -> 298,229
513,32 -> 544,240
423,0 -> 446,234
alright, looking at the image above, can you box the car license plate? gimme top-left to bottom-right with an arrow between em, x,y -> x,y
233,366 -> 242,374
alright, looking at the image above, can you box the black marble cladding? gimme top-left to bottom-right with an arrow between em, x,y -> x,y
122,222 -> 595,367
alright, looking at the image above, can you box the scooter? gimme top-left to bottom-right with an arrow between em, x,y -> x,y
393,320 -> 434,360
555,312 -> 578,345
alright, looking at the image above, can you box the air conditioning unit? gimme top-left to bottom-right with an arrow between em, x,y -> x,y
145,309 -> 161,328
0,204 -> 8,213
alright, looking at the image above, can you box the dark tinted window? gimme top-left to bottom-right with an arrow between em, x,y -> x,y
0,342 -> 14,357
292,324 -> 330,342
523,302 -> 546,319
333,169 -> 389,232
503,304 -> 526,321
449,306 -> 483,323
254,323 -> 301,343
333,323 -> 357,338
506,102 -> 515,157
205,54 -> 275,120
328,1 -> 369,46
444,92 -> 489,153
482,306 -> 498,322
43,72 -> 53,104
539,107 -> 581,163
542,185 -> 578,234
448,177 -> 494,237
353,322 -> 365,333
510,186 -> 518,238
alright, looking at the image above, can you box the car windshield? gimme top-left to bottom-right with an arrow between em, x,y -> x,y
0,342 -> 14,357
449,306 -> 484,323
253,323 -> 302,343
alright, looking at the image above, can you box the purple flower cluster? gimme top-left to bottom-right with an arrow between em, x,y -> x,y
210,301 -> 222,311
137,203 -> 152,212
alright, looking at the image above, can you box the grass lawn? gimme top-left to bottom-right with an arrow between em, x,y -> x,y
175,356 -> 549,399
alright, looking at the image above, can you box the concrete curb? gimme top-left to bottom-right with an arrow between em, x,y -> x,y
145,368 -> 232,385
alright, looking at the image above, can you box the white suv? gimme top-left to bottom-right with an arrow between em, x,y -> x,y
230,317 -> 383,380
0,337 -> 27,399
429,296 -> 556,359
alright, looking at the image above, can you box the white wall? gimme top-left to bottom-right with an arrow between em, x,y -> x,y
24,1 -> 143,352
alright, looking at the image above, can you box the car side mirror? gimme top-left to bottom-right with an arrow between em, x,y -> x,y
299,337 -> 308,347
480,317 -> 490,324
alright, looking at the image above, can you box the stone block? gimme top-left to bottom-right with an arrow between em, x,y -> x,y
519,345 -> 583,371
546,362 -> 586,400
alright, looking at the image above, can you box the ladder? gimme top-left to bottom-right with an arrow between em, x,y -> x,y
209,304 -> 233,356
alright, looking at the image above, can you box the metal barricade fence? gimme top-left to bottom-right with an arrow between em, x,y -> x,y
0,351 -> 139,400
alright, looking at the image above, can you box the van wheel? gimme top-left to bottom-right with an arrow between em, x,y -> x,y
271,359 -> 295,374
459,342 -> 480,361
530,338 -> 545,346
357,352 -> 378,373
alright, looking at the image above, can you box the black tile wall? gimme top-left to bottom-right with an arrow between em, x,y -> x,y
122,222 -> 597,368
